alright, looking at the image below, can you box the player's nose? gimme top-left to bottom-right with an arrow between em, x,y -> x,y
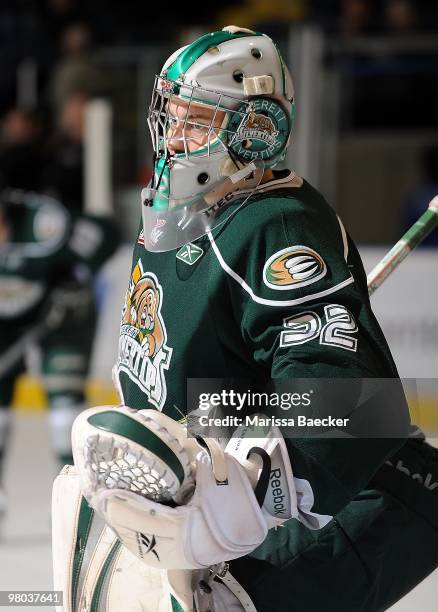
167,122 -> 185,154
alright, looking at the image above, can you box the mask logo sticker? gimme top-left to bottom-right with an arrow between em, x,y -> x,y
176,242 -> 204,265
229,98 -> 289,162
263,246 -> 327,290
237,111 -> 278,147
118,260 -> 172,410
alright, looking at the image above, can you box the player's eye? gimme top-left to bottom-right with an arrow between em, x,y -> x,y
188,120 -> 209,132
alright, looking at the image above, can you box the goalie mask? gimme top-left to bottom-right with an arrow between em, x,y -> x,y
142,25 -> 295,252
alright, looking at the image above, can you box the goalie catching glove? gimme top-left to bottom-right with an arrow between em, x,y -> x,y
72,406 -> 326,570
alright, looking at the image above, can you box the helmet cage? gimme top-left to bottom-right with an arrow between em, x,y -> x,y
147,75 -> 252,163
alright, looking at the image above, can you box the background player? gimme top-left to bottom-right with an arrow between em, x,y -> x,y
0,189 -> 118,520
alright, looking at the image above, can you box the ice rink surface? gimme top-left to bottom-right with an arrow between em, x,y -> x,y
0,412 -> 436,612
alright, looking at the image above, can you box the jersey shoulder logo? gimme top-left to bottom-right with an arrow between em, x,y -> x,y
176,242 -> 204,265
118,260 -> 172,410
263,246 -> 327,290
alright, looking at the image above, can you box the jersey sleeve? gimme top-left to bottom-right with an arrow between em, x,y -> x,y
211,187 -> 407,521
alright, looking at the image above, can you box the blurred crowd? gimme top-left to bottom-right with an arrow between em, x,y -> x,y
2,0 -> 438,113
0,95 -> 89,210
0,1 -> 105,208
312,0 -> 438,35
0,0 -> 437,236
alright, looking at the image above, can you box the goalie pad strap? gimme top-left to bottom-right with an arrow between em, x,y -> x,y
210,568 -> 257,612
195,437 -> 228,483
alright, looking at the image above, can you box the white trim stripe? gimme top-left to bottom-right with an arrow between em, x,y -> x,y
337,215 -> 349,262
208,232 -> 354,307
232,170 -> 298,199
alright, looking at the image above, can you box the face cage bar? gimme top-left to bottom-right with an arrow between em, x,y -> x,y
147,76 -> 252,161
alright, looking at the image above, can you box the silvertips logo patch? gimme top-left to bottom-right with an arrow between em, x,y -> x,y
118,261 -> 172,410
228,98 -> 289,162
236,112 -> 278,147
263,246 -> 327,290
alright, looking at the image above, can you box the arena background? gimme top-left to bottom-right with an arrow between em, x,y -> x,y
0,1 -> 437,610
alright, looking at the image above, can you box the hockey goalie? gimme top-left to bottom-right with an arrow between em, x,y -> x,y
52,26 -> 438,612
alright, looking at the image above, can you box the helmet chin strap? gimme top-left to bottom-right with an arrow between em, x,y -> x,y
152,150 -> 171,191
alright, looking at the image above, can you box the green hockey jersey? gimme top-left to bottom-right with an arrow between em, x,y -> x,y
0,192 -> 118,323
116,171 -> 405,527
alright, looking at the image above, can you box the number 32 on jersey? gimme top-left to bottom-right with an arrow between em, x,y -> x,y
280,304 -> 358,352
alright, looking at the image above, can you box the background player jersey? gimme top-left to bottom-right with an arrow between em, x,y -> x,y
116,172 -> 406,529
0,193 -> 118,323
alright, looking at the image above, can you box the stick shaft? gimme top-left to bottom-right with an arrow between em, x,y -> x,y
367,196 -> 438,295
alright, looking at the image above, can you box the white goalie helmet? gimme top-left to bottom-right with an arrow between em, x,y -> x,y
143,25 -> 295,252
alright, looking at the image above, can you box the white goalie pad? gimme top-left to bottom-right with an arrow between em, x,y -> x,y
51,465 -> 255,612
51,465 -> 174,612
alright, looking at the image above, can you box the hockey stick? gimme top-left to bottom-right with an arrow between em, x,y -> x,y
367,195 -> 438,295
